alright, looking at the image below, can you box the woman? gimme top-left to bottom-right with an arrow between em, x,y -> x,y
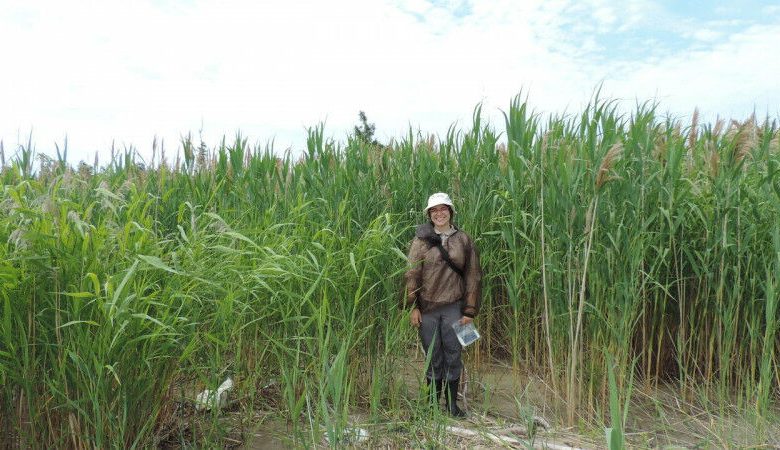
404,192 -> 482,418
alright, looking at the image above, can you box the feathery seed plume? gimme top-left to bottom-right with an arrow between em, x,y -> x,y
596,143 -> 623,189
769,135 -> 779,154
712,118 -> 725,137
734,115 -> 757,165
688,108 -> 699,149
709,148 -> 720,177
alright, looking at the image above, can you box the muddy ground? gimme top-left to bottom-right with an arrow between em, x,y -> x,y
161,350 -> 780,449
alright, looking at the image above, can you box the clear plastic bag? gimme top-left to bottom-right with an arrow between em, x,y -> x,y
451,321 -> 480,347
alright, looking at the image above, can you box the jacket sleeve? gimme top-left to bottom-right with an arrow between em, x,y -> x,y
461,236 -> 482,318
403,238 -> 425,309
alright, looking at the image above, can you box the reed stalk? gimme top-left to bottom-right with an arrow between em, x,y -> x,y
1,96 -> 778,446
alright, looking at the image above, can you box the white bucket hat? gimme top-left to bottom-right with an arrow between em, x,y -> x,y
424,192 -> 455,214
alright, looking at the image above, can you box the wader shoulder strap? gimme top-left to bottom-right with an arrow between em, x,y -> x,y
436,243 -> 464,278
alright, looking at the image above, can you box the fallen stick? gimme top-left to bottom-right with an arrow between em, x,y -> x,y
445,425 -> 585,450
537,442 -> 586,450
445,425 -> 522,447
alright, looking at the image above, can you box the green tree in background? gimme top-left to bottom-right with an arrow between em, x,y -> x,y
354,111 -> 379,145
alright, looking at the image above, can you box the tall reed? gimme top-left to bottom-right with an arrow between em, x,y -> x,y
0,96 -> 777,447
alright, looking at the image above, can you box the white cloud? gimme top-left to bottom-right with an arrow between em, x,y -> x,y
604,23 -> 780,122
690,29 -> 723,42
0,0 -> 777,165
615,0 -> 657,32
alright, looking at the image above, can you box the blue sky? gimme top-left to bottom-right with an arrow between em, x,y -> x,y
1,0 -> 779,165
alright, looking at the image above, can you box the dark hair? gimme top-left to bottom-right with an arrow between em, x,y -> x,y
427,205 -> 454,224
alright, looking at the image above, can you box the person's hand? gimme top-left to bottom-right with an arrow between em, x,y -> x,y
410,308 -> 422,328
459,316 -> 473,325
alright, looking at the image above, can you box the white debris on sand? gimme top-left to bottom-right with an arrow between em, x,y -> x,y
194,377 -> 234,412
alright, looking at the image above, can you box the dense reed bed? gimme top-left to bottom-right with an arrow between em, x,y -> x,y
1,97 -> 778,447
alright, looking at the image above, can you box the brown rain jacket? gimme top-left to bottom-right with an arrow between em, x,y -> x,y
403,223 -> 482,317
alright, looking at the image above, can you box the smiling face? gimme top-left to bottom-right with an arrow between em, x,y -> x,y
428,204 -> 452,229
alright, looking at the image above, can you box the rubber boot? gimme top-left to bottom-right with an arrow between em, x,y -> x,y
446,379 -> 467,418
426,378 -> 443,407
